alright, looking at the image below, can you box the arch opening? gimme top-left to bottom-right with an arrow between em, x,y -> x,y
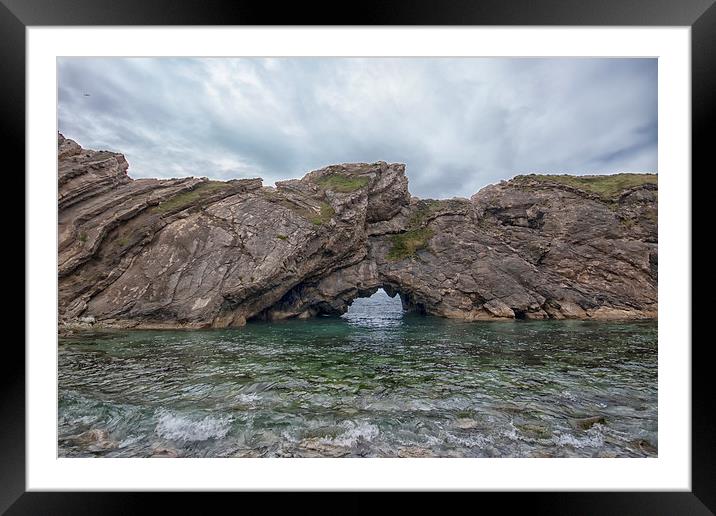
343,288 -> 403,314
341,287 -> 405,326
246,277 -> 429,323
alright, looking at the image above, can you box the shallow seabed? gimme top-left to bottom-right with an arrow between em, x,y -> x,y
58,290 -> 657,458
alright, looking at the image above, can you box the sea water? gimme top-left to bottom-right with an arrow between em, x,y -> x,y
58,289 -> 657,458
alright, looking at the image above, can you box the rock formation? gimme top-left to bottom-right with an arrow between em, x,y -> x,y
58,134 -> 657,330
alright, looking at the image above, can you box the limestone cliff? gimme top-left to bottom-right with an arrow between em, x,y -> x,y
58,134 -> 657,329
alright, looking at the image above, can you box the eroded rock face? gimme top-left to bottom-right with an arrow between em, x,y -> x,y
58,134 -> 657,329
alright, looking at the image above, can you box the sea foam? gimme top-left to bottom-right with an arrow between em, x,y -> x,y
155,409 -> 233,442
323,421 -> 380,447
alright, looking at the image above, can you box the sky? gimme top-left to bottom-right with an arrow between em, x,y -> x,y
58,57 -> 657,199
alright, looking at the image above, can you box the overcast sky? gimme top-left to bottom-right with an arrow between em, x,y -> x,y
58,57 -> 657,199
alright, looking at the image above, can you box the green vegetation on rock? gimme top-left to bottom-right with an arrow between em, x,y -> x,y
310,202 -> 335,225
514,173 -> 657,199
262,190 -> 335,226
315,172 -> 369,193
385,199 -> 460,260
78,231 -> 88,243
152,181 -> 230,214
407,199 -> 468,227
387,227 -> 434,261
408,200 -> 441,227
276,234 -> 289,240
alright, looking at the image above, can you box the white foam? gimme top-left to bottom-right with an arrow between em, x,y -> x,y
235,393 -> 261,405
118,434 -> 144,449
552,425 -> 605,449
504,421 -> 520,441
321,421 -> 379,447
154,409 -> 233,442
63,414 -> 97,426
560,390 -> 578,401
445,432 -> 492,448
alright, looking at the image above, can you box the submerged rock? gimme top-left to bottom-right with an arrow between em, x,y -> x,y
150,444 -> 180,458
75,429 -> 118,451
633,439 -> 658,455
569,416 -> 607,431
297,438 -> 351,457
516,422 -> 553,439
397,446 -> 436,458
58,134 -> 657,328
454,418 -> 479,430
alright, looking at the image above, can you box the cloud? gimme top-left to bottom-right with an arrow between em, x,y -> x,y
58,57 -> 657,198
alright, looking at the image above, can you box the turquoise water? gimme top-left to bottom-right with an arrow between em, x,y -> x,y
58,290 -> 657,458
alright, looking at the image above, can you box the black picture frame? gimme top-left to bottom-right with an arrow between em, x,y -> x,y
5,0 -> 709,512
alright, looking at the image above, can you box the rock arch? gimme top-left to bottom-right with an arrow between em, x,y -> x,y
248,260 -> 432,322
57,134 -> 658,331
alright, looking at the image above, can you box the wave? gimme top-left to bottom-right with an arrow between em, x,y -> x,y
321,421 -> 380,447
154,409 -> 233,442
552,425 -> 605,449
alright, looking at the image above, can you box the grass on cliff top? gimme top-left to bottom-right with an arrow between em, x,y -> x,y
386,227 -> 434,261
514,173 -> 657,199
261,190 -> 335,226
314,172 -> 370,193
152,181 -> 230,213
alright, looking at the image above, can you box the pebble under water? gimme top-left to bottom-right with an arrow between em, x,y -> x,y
58,289 -> 657,458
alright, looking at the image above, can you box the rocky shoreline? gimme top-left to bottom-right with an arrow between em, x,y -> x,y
58,133 -> 657,331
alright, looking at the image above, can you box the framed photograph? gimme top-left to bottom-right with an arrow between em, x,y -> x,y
7,0 -> 710,511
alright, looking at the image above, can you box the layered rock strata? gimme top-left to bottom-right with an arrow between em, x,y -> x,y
58,134 -> 658,329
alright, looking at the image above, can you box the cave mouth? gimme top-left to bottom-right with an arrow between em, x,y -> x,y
340,288 -> 406,326
248,282 -> 428,323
